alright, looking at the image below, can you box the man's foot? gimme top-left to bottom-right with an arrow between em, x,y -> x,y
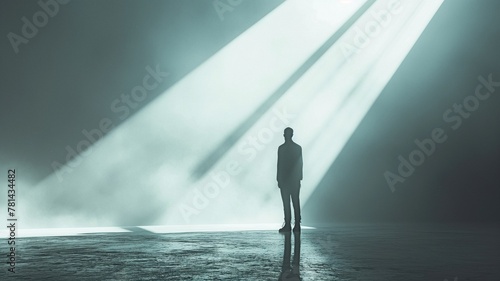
293,223 -> 301,232
279,223 -> 291,233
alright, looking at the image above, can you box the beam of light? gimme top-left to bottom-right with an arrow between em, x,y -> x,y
191,0 -> 376,179
289,0 -> 447,206
163,0 -> 444,225
18,0 -> 369,229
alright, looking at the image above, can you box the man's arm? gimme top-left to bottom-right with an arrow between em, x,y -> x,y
276,147 -> 281,182
299,146 -> 303,180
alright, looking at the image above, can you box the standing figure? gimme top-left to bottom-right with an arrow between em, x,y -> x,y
277,127 -> 303,232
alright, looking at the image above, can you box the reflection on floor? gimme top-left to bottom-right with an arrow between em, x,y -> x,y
7,224 -> 500,280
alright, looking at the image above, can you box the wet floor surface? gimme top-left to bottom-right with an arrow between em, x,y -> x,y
5,224 -> 500,280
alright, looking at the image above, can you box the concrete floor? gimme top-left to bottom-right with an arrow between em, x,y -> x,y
4,224 -> 500,280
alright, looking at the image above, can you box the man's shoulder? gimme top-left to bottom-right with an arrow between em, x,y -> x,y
279,142 -> 301,148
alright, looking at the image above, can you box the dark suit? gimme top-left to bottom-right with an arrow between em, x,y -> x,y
277,140 -> 303,224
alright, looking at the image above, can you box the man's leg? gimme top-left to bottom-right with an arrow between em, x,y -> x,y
290,182 -> 301,226
280,187 -> 292,225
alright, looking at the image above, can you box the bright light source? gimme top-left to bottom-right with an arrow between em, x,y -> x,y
20,0 -> 367,229
164,0 -> 444,225
19,0 -> 444,230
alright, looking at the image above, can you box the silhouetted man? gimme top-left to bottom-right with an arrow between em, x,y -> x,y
277,127 -> 303,232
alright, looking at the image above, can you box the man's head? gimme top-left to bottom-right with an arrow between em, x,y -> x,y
283,127 -> 293,141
